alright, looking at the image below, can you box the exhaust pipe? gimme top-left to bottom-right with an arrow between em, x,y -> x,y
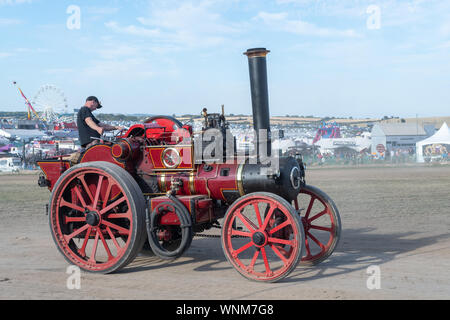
244,48 -> 271,157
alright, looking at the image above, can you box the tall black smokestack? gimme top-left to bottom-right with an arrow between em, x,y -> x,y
244,48 -> 271,157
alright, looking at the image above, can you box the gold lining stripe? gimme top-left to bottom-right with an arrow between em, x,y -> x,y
145,144 -> 192,148
160,174 -> 167,193
189,172 -> 195,195
150,168 -> 195,172
236,163 -> 245,196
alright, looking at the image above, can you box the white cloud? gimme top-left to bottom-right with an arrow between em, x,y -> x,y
86,6 -> 119,15
256,11 -> 359,38
0,18 -> 22,25
45,68 -> 74,75
104,21 -> 160,37
138,2 -> 240,35
14,47 -> 48,53
77,37 -> 159,79
0,0 -> 32,5
83,58 -> 154,79
96,44 -> 141,60
440,21 -> 450,37
106,1 -> 244,50
0,52 -> 13,58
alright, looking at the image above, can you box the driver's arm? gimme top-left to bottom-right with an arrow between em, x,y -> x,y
85,117 -> 104,135
99,123 -> 124,131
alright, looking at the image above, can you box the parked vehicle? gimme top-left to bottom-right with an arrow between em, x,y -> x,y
0,157 -> 21,173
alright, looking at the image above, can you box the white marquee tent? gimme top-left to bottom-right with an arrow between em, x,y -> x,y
416,122 -> 450,162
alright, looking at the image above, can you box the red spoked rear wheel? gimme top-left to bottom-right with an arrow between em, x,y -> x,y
221,192 -> 304,282
293,185 -> 341,266
49,162 -> 147,273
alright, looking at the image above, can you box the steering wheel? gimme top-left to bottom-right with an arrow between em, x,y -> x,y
112,128 -> 127,139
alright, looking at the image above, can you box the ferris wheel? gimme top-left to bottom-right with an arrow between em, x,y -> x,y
32,85 -> 68,121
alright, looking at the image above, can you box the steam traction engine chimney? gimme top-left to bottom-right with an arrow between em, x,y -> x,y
244,48 -> 272,158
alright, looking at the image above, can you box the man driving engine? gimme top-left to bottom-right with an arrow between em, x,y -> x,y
77,96 -> 124,149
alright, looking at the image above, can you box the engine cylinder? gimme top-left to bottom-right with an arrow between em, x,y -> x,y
111,138 -> 141,161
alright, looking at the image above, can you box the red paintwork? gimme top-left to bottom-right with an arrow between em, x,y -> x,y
79,145 -> 125,167
196,164 -> 239,201
152,163 -> 240,203
37,160 -> 71,190
147,146 -> 192,170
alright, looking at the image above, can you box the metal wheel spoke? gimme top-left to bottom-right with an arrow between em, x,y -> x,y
78,227 -> 92,257
102,180 -> 113,209
310,225 -> 332,233
60,198 -> 85,213
233,241 -> 253,256
270,244 -> 289,265
99,196 -> 126,215
106,211 -> 132,219
261,205 -> 275,231
78,175 -> 94,204
304,238 -> 312,258
93,175 -> 104,209
260,247 -> 272,276
102,220 -> 130,235
268,237 -> 294,246
231,230 -> 252,238
89,231 -> 100,262
308,209 -> 328,222
253,203 -> 263,227
74,186 -> 88,209
64,224 -> 89,242
269,219 -> 290,235
236,211 -> 257,232
304,196 -> 315,220
64,216 -> 86,223
307,231 -> 326,250
106,226 -> 122,252
98,228 -> 114,261
248,250 -> 259,271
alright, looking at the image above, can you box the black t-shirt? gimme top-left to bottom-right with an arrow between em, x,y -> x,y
77,106 -> 101,147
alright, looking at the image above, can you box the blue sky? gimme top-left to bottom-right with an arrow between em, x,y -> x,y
1,0 -> 449,118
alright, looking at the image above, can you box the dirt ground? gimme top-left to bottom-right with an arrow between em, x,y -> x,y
0,165 -> 449,300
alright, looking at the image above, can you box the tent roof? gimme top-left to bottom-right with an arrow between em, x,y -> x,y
416,122 -> 450,145
377,123 -> 426,136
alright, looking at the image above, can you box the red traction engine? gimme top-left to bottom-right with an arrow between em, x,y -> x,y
37,48 -> 341,282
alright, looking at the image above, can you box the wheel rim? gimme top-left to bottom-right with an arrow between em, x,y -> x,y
50,168 -> 134,272
222,194 -> 302,282
294,186 -> 340,265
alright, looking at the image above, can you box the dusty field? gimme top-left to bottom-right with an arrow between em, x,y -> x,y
0,165 -> 449,300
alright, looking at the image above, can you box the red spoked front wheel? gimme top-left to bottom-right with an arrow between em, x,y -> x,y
293,185 -> 341,266
221,192 -> 304,282
49,162 -> 147,273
